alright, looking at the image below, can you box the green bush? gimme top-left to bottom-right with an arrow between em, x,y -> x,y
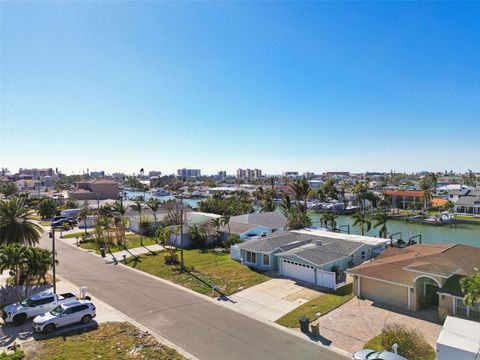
0,350 -> 24,360
365,323 -> 435,360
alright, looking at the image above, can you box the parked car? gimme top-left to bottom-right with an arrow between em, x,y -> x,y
352,349 -> 408,360
51,218 -> 75,228
32,300 -> 96,334
2,292 -> 77,325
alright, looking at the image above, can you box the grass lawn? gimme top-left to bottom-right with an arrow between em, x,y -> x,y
364,333 -> 435,360
38,220 -> 52,226
455,214 -> 480,222
79,234 -> 157,254
275,283 -> 354,328
28,322 -> 185,360
124,249 -> 269,296
62,231 -> 93,239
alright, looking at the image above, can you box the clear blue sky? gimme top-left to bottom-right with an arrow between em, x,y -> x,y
1,1 -> 479,175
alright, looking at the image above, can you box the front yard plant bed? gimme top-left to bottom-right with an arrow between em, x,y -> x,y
363,323 -> 435,360
275,283 -> 354,328
124,249 -> 269,296
24,322 -> 186,360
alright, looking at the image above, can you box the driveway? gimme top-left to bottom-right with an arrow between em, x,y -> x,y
229,278 -> 323,321
311,297 -> 442,354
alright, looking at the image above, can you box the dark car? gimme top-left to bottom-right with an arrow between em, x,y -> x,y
51,218 -> 74,228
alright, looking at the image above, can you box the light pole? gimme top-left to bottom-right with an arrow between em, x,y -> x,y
179,195 -> 184,271
49,227 -> 57,294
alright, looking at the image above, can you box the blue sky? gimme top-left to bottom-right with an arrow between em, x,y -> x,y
1,1 -> 479,175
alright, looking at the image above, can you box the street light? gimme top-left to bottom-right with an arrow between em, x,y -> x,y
49,226 -> 57,294
179,195 -> 184,271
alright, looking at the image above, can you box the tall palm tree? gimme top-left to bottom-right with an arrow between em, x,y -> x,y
0,198 -> 43,246
146,198 -> 161,223
352,181 -> 369,212
351,211 -> 372,236
421,188 -> 433,211
289,178 -> 310,209
320,213 -> 337,230
78,207 -> 89,236
0,244 -> 26,300
220,213 -> 231,234
371,210 -> 388,238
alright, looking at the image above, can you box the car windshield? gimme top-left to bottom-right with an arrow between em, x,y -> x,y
50,306 -> 63,316
367,352 -> 381,359
19,299 -> 33,307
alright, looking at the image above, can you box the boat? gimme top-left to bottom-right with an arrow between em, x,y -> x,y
151,188 -> 170,196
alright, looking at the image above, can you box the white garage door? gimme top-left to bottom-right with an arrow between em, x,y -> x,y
281,259 -> 315,284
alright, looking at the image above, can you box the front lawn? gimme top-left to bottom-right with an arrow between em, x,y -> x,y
124,249 -> 269,296
26,322 -> 185,360
62,231 -> 93,239
79,234 -> 157,254
275,283 -> 354,328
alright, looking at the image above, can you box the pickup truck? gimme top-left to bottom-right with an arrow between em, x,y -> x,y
2,291 -> 77,325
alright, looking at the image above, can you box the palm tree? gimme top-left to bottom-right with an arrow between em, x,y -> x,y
371,210 -> 388,238
0,244 -> 26,300
421,188 -> 433,211
351,211 -> 372,236
0,198 -> 43,246
352,181 -> 369,212
220,213 -> 231,234
460,273 -> 480,307
78,207 -> 89,236
320,213 -> 337,230
289,178 -> 310,209
146,198 -> 161,223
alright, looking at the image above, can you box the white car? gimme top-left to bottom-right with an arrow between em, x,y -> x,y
32,300 -> 96,334
2,291 -> 77,325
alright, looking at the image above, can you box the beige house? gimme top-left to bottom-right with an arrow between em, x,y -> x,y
348,244 -> 480,322
69,179 -> 119,200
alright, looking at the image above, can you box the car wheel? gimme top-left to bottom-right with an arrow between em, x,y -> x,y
81,315 -> 92,324
12,313 -> 27,326
43,323 -> 55,334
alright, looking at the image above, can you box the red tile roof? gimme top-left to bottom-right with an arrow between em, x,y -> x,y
384,190 -> 424,197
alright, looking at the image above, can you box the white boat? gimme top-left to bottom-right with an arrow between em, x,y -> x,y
151,188 -> 170,196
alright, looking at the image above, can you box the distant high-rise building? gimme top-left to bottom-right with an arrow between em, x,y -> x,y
177,168 -> 201,178
90,171 -> 105,178
217,171 -> 227,179
303,172 -> 315,179
148,171 -> 162,177
19,168 -> 54,177
237,168 -> 262,180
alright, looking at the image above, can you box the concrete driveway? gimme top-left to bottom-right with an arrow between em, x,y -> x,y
229,278 -> 322,321
311,297 -> 442,354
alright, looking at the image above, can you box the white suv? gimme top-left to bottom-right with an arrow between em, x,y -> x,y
32,300 -> 96,334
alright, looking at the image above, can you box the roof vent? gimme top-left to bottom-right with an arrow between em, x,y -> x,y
316,240 -> 322,246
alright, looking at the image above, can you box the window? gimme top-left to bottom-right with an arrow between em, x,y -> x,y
71,305 -> 89,313
457,298 -> 480,320
361,251 -> 366,261
456,298 -> 468,318
263,254 -> 270,266
34,297 -> 55,306
245,251 -> 256,264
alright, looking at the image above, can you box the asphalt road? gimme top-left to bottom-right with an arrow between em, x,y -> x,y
39,233 -> 348,360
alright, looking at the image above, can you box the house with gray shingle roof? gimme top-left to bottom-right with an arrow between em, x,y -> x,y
221,211 -> 288,240
231,230 -> 386,289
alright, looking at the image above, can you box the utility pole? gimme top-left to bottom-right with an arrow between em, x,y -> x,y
180,195 -> 184,271
51,227 -> 57,294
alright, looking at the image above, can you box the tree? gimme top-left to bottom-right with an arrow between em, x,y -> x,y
259,189 -> 276,212
146,198 -> 162,222
0,244 -> 26,300
463,170 -> 477,187
63,199 -> 78,209
351,211 -> 372,236
220,213 -> 231,234
352,181 -> 369,212
156,226 -> 177,264
321,178 -> 338,200
21,247 -> 56,298
188,224 -> 208,250
0,198 -> 43,246
78,207 -> 90,236
320,213 -> 337,230
371,210 -> 388,238
37,198 -> 57,219
289,178 -> 310,208
460,273 -> 480,307
0,181 -> 18,198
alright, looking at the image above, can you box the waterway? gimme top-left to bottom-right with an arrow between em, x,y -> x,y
309,213 -> 480,248
124,190 -> 202,209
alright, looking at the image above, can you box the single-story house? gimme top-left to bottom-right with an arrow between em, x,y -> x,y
222,212 -> 287,240
232,229 -> 388,289
436,316 -> 480,360
348,243 -> 480,321
454,193 -> 480,215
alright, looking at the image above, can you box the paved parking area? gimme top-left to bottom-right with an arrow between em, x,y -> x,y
0,275 -> 125,350
311,297 -> 442,354
229,278 -> 323,321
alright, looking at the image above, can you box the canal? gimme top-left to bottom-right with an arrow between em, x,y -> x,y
310,213 -> 480,248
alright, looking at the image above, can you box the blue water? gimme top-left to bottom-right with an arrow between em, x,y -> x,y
124,191 -> 201,209
310,213 -> 480,248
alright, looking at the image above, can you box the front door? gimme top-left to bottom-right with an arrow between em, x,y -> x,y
425,284 -> 439,307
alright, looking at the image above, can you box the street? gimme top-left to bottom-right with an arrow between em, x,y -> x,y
39,231 -> 347,360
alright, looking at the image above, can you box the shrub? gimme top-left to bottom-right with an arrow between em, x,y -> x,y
0,350 -> 24,360
37,198 -> 56,219
378,323 -> 435,360
224,234 -> 241,249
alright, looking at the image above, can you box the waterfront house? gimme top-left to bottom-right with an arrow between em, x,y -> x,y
454,190 -> 480,215
221,212 -> 287,240
348,243 -> 480,321
231,230 -> 388,289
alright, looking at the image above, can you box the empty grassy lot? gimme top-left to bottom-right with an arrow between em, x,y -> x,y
79,234 -> 157,254
25,322 -> 185,360
124,249 -> 269,296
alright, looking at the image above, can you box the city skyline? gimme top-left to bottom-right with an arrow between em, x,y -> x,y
1,2 -> 480,174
